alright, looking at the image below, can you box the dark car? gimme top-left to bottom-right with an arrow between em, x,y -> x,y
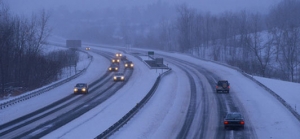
216,80 -> 230,93
124,61 -> 134,68
113,73 -> 125,81
85,47 -> 90,50
111,58 -> 120,63
224,112 -> 245,129
108,64 -> 119,71
74,83 -> 89,94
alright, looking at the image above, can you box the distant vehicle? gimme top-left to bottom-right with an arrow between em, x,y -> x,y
125,61 -> 134,68
109,64 -> 119,71
115,52 -> 122,57
224,112 -> 245,129
74,83 -> 89,94
112,58 -> 120,63
85,47 -> 90,50
216,80 -> 230,93
113,73 -> 125,81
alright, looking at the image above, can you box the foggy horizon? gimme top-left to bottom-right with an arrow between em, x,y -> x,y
4,0 -> 281,15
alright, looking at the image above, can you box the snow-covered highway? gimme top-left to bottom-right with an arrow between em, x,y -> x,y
1,45 -> 300,139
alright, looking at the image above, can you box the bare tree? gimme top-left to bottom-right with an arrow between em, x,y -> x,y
267,0 -> 300,81
176,4 -> 196,53
245,13 -> 274,77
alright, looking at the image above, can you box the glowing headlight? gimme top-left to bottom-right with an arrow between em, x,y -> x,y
112,60 -> 115,62
121,76 -> 124,80
74,88 -> 78,92
109,68 -> 112,70
116,67 -> 118,70
117,59 -> 120,62
82,88 -> 86,91
114,77 -> 117,80
131,64 -> 134,67
120,54 -> 122,56
125,64 -> 128,67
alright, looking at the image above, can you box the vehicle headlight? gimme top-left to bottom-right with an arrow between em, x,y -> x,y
121,76 -> 124,80
125,64 -> 128,67
114,77 -> 117,80
112,60 -> 115,62
74,88 -> 78,91
117,60 -> 120,62
82,88 -> 86,91
109,68 -> 112,70
116,67 -> 118,70
120,54 -> 122,56
131,64 -> 134,67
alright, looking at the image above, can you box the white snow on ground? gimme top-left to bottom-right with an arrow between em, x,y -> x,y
1,44 -> 300,139
112,61 -> 191,139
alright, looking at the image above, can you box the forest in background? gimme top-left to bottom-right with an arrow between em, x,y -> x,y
51,0 -> 300,82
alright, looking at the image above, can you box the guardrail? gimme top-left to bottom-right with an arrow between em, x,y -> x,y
0,47 -> 93,110
95,68 -> 172,139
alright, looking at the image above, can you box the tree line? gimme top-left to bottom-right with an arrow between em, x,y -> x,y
47,0 -> 300,82
138,0 -> 300,82
0,3 -> 79,96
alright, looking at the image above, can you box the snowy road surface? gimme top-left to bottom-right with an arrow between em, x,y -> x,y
1,45 -> 300,139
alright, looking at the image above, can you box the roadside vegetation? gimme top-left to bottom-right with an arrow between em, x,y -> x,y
0,2 -> 79,98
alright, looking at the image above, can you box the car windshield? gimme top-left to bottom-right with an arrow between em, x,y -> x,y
76,84 -> 85,87
218,81 -> 228,86
116,73 -> 123,76
227,113 -> 242,119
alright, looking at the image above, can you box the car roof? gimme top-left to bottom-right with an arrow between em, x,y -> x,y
115,73 -> 124,75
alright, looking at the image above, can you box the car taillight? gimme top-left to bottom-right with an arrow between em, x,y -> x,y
240,121 -> 244,125
224,121 -> 228,124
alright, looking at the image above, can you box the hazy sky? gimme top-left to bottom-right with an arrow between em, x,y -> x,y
4,0 -> 281,15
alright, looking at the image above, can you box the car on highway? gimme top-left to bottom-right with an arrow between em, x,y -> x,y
108,64 -> 119,71
113,72 -> 125,81
115,52 -> 122,57
125,61 -> 134,68
85,47 -> 90,50
112,58 -> 120,63
223,112 -> 245,129
74,83 -> 89,94
216,80 -> 230,93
